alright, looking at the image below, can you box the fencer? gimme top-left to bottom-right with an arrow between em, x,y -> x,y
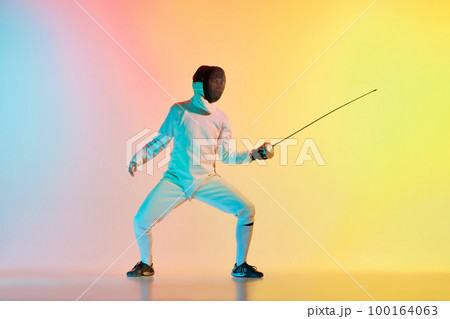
127,66 -> 274,278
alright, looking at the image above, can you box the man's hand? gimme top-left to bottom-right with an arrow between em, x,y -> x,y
128,161 -> 138,177
251,142 -> 274,161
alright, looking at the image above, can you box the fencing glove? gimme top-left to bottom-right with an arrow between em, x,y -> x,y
251,142 -> 274,161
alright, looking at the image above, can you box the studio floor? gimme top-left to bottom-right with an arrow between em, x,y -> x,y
0,271 -> 449,301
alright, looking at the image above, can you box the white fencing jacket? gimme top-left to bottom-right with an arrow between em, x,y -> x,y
132,82 -> 252,198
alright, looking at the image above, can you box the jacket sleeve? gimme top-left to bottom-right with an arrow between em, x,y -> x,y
131,106 -> 176,165
217,115 -> 252,165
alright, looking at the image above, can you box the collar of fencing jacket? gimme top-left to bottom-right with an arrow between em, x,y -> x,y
190,82 -> 217,115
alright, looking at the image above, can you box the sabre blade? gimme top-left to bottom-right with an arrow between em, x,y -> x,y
273,89 -> 377,146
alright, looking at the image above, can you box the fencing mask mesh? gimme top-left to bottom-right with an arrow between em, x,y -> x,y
193,65 -> 226,103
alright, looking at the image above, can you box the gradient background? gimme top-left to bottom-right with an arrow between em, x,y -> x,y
1,0 -> 449,287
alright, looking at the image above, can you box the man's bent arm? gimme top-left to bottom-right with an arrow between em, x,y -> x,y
217,116 -> 252,165
131,106 -> 177,166
131,134 -> 173,166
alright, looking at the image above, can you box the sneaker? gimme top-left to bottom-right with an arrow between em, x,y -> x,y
231,262 -> 263,278
126,261 -> 155,277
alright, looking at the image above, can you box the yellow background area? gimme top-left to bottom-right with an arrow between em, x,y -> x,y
124,0 -> 449,273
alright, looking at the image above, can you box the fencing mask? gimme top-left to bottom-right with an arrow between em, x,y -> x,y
193,65 -> 226,103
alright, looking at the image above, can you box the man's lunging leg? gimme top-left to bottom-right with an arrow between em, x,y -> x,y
236,222 -> 254,266
128,179 -> 187,277
193,176 -> 263,278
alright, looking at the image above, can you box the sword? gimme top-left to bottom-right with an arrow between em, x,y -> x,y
257,89 -> 377,159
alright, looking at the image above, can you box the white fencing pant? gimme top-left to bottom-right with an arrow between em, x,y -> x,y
133,175 -> 255,265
